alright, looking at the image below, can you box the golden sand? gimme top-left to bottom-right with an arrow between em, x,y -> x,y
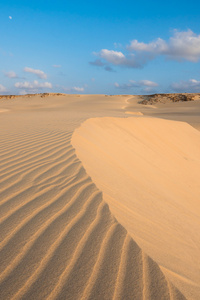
0,94 -> 199,299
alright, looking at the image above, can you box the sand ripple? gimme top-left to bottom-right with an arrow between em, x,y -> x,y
0,115 -> 185,299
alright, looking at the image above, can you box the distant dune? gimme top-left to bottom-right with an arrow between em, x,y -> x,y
0,93 -> 200,299
140,93 -> 200,105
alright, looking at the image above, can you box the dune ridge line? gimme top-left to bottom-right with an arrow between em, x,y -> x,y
1,94 -> 199,299
72,116 -> 200,299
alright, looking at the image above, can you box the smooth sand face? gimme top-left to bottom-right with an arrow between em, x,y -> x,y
0,93 -> 199,299
72,117 -> 200,299
0,109 -> 9,113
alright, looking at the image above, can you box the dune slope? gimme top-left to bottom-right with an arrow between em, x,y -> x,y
0,94 -> 191,299
72,116 -> 200,299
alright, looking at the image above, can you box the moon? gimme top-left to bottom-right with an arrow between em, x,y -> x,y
9,16 -> 12,20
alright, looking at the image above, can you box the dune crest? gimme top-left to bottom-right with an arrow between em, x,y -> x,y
0,114 -> 184,300
1,94 -> 199,299
72,116 -> 200,299
125,111 -> 144,115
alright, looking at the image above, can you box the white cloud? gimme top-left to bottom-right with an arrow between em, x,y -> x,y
128,38 -> 168,53
99,49 -> 126,65
115,80 -> 158,89
92,29 -> 200,70
24,67 -> 47,79
15,80 -> 52,90
94,49 -> 144,68
171,79 -> 200,92
72,87 -> 84,92
19,90 -> 27,95
169,30 -> 200,61
0,84 -> 6,92
128,30 -> 200,62
62,86 -> 85,93
114,42 -> 122,48
5,71 -> 18,78
53,65 -> 61,68
138,80 -> 158,87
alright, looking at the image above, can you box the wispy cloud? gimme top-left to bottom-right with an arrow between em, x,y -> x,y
89,59 -> 105,67
15,80 -> 52,93
91,49 -> 153,69
99,49 -> 126,65
0,84 -> 6,92
73,87 -> 84,92
115,80 -> 158,89
24,67 -> 47,79
104,66 -> 115,72
63,86 -> 85,92
52,65 -> 61,68
171,79 -> 200,92
89,57 -> 116,71
127,38 -> 168,54
5,71 -> 18,78
98,49 -> 143,68
137,80 -> 159,87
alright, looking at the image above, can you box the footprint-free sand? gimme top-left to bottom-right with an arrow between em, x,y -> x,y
0,94 -> 200,299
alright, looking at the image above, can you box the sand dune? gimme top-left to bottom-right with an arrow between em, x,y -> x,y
72,117 -> 200,299
125,111 -> 144,115
0,94 -> 199,299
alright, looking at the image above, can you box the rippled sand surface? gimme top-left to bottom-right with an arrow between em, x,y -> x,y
0,94 -> 199,299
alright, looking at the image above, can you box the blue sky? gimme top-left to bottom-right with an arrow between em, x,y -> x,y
1,0 -> 200,95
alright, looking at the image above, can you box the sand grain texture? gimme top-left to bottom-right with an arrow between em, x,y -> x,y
72,116 -> 200,300
0,94 -> 199,299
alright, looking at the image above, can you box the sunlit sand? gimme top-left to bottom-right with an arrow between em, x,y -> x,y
0,93 -> 200,299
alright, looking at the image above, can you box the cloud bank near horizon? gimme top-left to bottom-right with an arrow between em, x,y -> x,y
171,79 -> 200,92
115,80 -> 158,89
14,80 -> 52,94
0,84 -> 6,92
15,80 -> 52,89
63,86 -> 85,92
115,79 -> 159,93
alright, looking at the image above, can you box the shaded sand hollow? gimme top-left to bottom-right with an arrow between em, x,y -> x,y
0,94 -> 200,299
